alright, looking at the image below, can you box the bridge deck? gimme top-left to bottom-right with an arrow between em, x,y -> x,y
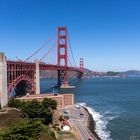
7,61 -> 83,73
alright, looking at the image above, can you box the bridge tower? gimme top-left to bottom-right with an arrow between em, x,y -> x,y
80,58 -> 84,72
77,58 -> 84,78
57,27 -> 69,87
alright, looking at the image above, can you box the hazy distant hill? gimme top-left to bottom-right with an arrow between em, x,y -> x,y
85,69 -> 140,77
122,70 -> 140,76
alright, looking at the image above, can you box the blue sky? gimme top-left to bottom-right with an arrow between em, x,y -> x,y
0,0 -> 140,71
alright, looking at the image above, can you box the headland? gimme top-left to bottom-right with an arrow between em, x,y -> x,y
16,93 -> 101,140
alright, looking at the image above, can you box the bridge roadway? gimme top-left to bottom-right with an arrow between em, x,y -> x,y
7,60 -> 82,73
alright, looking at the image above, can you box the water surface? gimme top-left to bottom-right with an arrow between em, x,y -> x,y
41,77 -> 140,140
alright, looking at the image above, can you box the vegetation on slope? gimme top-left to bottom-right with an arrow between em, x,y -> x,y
0,98 -> 57,140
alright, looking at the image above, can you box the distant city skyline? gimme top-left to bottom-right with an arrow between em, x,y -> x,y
0,0 -> 140,72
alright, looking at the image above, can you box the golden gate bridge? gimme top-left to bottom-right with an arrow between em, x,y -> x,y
0,27 -> 84,107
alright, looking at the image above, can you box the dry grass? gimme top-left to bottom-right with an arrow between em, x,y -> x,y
0,108 -> 24,129
56,131 -> 76,140
53,109 -> 60,124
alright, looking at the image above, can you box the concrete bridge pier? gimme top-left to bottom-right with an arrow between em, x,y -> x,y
35,60 -> 40,94
0,53 -> 8,108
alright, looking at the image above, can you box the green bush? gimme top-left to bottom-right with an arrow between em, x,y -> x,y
42,98 -> 57,110
59,115 -> 64,121
64,116 -> 69,120
3,98 -> 59,139
1,119 -> 43,140
8,98 -> 57,125
8,98 -> 23,108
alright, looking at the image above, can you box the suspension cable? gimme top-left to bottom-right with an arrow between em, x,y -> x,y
67,30 -> 77,67
39,41 -> 57,62
68,57 -> 72,67
24,30 -> 56,62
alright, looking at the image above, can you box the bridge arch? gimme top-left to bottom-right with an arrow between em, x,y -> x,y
8,75 -> 34,98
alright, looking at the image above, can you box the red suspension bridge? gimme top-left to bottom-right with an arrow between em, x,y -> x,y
0,27 -> 84,107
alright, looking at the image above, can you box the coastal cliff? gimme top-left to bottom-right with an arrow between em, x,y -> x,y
83,107 -> 101,140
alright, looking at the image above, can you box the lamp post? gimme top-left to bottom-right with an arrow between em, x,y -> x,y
52,84 -> 54,94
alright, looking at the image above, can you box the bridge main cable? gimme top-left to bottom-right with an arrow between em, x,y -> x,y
24,30 -> 56,62
67,30 -> 77,67
39,41 -> 57,62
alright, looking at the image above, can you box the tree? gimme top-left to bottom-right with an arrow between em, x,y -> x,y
8,98 -> 57,125
21,99 -> 43,118
8,98 -> 22,108
42,98 -> 57,110
59,115 -> 64,122
2,119 -> 43,140
20,99 -> 53,124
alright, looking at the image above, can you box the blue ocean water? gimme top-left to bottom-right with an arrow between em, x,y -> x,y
40,77 -> 140,140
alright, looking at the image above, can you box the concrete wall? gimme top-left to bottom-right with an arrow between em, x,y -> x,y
35,60 -> 40,94
0,53 -> 8,107
17,93 -> 74,108
63,94 -> 74,107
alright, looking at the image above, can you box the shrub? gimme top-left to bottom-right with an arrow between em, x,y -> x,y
64,115 -> 69,120
42,98 -> 57,110
59,115 -> 64,121
2,119 -> 43,140
8,98 -> 58,125
8,99 -> 22,108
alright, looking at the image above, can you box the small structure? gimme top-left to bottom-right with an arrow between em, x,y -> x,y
26,93 -> 30,97
61,120 -> 71,131
62,125 -> 70,131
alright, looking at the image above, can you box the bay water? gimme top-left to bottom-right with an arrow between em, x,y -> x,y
40,77 -> 140,140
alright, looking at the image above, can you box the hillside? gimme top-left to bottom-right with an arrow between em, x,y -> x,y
122,70 -> 140,76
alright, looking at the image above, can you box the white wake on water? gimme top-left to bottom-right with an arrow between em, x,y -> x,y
77,102 -> 114,140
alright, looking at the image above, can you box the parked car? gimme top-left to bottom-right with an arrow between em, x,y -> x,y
64,110 -> 69,114
80,113 -> 84,116
75,104 -> 80,109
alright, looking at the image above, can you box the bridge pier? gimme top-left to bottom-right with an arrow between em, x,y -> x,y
57,70 -> 75,88
57,70 -> 69,88
35,60 -> 40,94
0,53 -> 8,108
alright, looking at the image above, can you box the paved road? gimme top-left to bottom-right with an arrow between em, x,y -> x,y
60,106 -> 98,140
